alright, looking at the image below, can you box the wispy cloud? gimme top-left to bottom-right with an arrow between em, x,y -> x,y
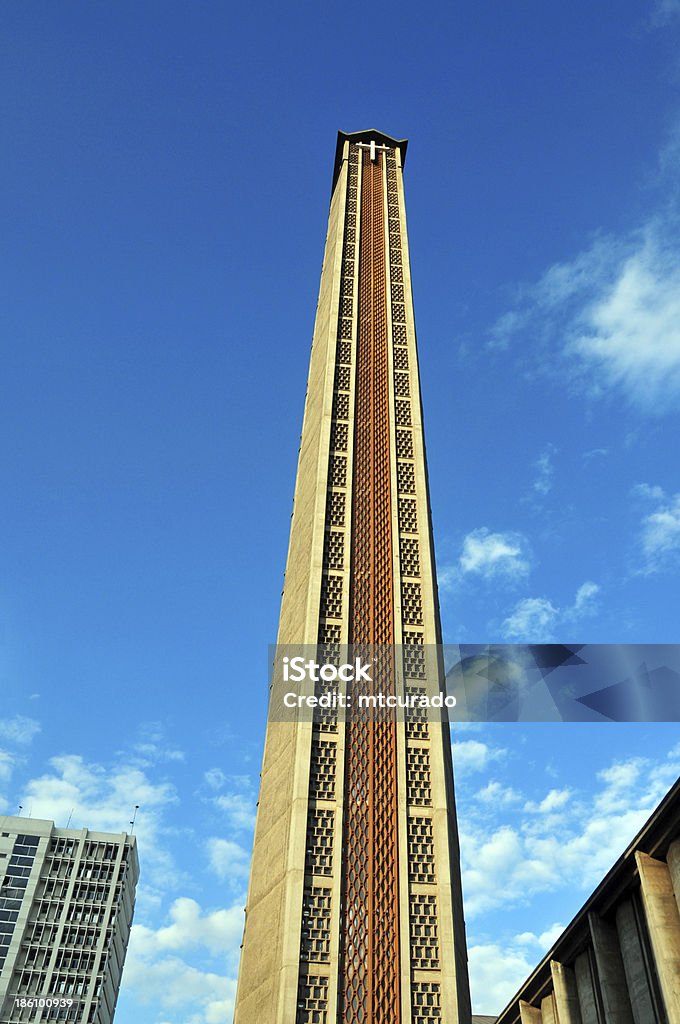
501,581 -> 600,641
532,445 -> 556,497
0,716 -> 41,746
459,742 -> 680,921
452,739 -> 507,774
442,528 -> 530,589
488,123 -> 680,415
633,483 -> 680,573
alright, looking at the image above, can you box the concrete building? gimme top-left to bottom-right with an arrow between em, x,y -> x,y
493,776 -> 680,1024
234,131 -> 471,1023
0,816 -> 138,1024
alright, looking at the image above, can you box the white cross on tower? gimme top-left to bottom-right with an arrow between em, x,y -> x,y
355,139 -> 391,162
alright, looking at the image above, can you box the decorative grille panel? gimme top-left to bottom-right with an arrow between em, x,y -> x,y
412,982 -> 442,1022
402,582 -> 423,625
301,887 -> 332,963
399,497 -> 418,533
330,455 -> 347,487
396,428 -> 414,459
335,365 -> 351,391
305,810 -> 334,876
410,894 -> 439,968
339,318 -> 353,339
408,816 -> 435,882
331,422 -> 349,452
320,575 -> 342,619
394,372 -> 410,397
404,631 -> 426,679
400,537 -> 420,577
394,347 -> 409,371
395,400 -> 411,426
309,739 -> 337,801
324,530 -> 344,570
337,341 -> 352,365
296,974 -> 329,1024
405,686 -> 429,741
407,746 -> 432,805
333,393 -> 350,420
397,462 -> 416,494
393,323 -> 407,343
340,297 -> 353,317
328,491 -> 346,528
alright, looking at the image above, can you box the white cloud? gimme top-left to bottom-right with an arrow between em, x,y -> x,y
501,597 -> 558,641
122,947 -> 236,1024
468,942 -> 535,1015
475,781 -> 521,807
452,740 -> 506,774
132,897 -> 243,957
514,922 -> 565,949
501,581 -> 600,640
20,754 -> 179,890
524,788 -> 572,813
214,792 -> 256,831
640,491 -> 680,571
0,716 -> 41,745
532,446 -> 556,496
206,837 -> 250,884
204,768 -> 227,791
0,751 -> 14,784
448,528 -> 530,584
459,744 -> 680,919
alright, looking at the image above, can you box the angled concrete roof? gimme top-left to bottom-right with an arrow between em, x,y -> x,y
332,129 -> 408,190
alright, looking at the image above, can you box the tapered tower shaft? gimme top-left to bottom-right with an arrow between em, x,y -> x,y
234,131 -> 471,1024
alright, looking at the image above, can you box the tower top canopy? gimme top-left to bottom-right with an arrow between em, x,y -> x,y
333,129 -> 408,189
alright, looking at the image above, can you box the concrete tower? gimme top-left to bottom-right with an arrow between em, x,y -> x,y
234,130 -> 471,1024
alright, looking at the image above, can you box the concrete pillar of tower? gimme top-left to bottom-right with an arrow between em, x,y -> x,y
588,912 -> 635,1023
636,850 -> 680,1022
615,899 -> 657,1024
519,1000 -> 543,1024
541,992 -> 558,1024
551,960 -> 583,1024
666,838 -> 680,917
573,952 -> 600,1024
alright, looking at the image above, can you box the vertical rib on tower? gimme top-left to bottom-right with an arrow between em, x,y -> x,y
234,131 -> 472,1024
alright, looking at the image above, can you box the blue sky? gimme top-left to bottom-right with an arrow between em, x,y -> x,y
2,0 -> 680,1019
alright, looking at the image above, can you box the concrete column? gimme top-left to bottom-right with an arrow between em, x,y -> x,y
636,851 -> 680,1022
541,993 -> 558,1024
551,960 -> 583,1024
520,1001 -> 543,1024
615,899 -> 656,1024
666,839 -> 680,918
589,912 -> 635,1023
574,951 -> 600,1024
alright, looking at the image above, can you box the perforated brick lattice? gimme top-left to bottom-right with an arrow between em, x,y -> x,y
337,341 -> 352,365
410,894 -> 439,968
404,631 -> 426,679
305,810 -> 334,876
330,455 -> 347,487
324,531 -> 344,570
412,982 -> 442,1022
333,392 -> 350,420
402,582 -> 424,625
335,364 -> 351,391
395,400 -> 412,426
397,462 -> 416,494
407,746 -> 432,806
408,816 -> 436,882
327,491 -> 346,528
405,686 -> 429,741
394,346 -> 409,371
320,575 -> 343,619
400,536 -> 420,577
296,974 -> 329,1024
331,422 -> 349,452
394,372 -> 410,397
396,427 -> 414,458
300,887 -> 332,964
309,739 -> 337,800
399,497 -> 418,534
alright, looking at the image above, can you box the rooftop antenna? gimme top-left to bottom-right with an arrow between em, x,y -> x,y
129,806 -> 139,834
66,809 -> 74,828
17,805 -> 23,816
